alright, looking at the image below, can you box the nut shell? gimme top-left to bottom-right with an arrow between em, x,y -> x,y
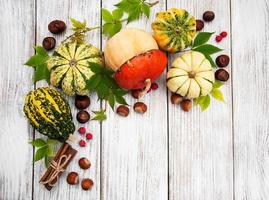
203,11 -> 215,22
48,20 -> 66,34
116,105 -> 130,117
133,102 -> 147,114
42,37 -> 56,50
196,20 -> 204,31
78,157 -> 91,170
77,110 -> 90,123
215,69 -> 229,82
216,55 -> 230,68
67,172 -> 79,185
81,178 -> 94,190
75,95 -> 91,109
171,94 -> 183,105
180,99 -> 192,112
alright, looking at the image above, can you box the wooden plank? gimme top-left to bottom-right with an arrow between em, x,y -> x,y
0,0 -> 35,199
100,1 -> 168,200
33,0 -> 101,199
232,0 -> 269,199
167,1 -> 233,200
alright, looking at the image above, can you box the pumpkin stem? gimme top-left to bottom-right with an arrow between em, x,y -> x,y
138,79 -> 151,99
67,134 -> 77,143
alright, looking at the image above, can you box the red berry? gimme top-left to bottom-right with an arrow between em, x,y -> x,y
151,83 -> 158,90
147,88 -> 152,93
220,31 -> 228,38
215,35 -> 222,42
79,139 -> 86,147
86,133 -> 93,140
78,127 -> 86,134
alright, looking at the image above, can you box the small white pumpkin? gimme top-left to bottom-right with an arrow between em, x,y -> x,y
167,51 -> 214,99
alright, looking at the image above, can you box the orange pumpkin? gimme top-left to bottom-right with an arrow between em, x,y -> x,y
104,28 -> 168,91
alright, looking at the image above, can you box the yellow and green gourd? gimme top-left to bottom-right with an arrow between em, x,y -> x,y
47,41 -> 103,96
151,8 -> 196,53
24,87 -> 75,142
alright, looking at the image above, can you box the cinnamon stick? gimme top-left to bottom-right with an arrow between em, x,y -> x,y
40,143 -> 77,191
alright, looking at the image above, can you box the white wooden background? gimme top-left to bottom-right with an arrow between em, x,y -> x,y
0,0 -> 268,199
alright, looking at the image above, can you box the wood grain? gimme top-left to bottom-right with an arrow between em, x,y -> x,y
33,0 -> 101,199
0,0 -> 35,199
232,0 -> 269,199
100,0 -> 168,200
167,1 -> 234,200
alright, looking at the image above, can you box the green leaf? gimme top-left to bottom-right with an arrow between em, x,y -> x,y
192,32 -> 214,48
47,139 -> 57,145
111,22 -> 122,37
210,88 -> 225,102
96,82 -> 110,99
213,80 -> 224,88
204,54 -> 216,68
127,7 -> 141,23
86,74 -> 101,90
44,154 -> 49,168
102,8 -> 113,22
34,64 -> 50,83
112,8 -> 124,20
70,18 -> 86,29
103,23 -> 115,37
108,93 -> 115,109
193,44 -> 222,55
115,94 -> 128,105
195,95 -> 211,111
115,0 -> 130,11
88,62 -> 103,73
25,55 -> 48,67
34,146 -> 47,163
34,46 -> 49,57
141,4 -> 150,18
29,138 -> 47,147
47,146 -> 54,157
92,109 -> 107,121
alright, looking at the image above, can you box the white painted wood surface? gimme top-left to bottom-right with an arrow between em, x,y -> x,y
232,0 -> 269,199
0,0 -> 268,200
167,1 -> 233,200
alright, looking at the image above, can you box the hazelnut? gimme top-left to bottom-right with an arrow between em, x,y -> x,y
215,69 -> 229,82
81,178 -> 94,190
131,89 -> 142,99
216,55 -> 230,68
180,99 -> 192,112
67,172 -> 79,185
78,157 -> 91,170
196,19 -> 204,31
116,105 -> 130,117
42,37 -> 56,50
203,11 -> 215,22
75,95 -> 90,109
133,102 -> 147,114
77,110 -> 90,123
170,94 -> 183,105
48,20 -> 66,34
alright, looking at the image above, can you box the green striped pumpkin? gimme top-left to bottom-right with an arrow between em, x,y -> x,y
47,41 -> 103,96
24,87 -> 75,142
151,8 -> 196,53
